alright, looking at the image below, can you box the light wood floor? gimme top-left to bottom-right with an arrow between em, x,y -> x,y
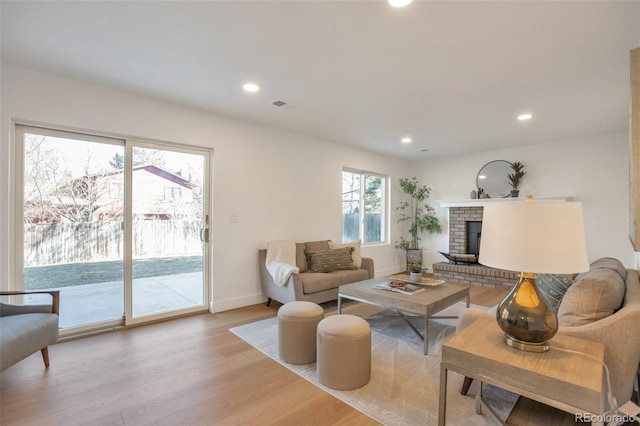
0,286 -> 507,426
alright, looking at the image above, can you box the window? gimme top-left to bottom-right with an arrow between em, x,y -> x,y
342,169 -> 387,244
164,186 -> 182,200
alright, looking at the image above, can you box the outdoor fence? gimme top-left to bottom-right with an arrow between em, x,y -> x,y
342,213 -> 381,243
26,215 -> 378,266
24,220 -> 203,266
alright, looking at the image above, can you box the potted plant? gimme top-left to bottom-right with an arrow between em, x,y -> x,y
394,176 -> 442,271
408,264 -> 422,282
507,161 -> 527,197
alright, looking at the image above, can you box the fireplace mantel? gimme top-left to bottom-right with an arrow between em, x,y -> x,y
437,196 -> 571,208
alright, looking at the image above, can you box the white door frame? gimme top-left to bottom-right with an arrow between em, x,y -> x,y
13,122 -> 212,334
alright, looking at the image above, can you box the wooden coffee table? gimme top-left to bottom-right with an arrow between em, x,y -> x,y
439,317 -> 605,425
337,276 -> 470,355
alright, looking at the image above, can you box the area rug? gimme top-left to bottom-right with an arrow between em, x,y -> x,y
230,301 -> 517,425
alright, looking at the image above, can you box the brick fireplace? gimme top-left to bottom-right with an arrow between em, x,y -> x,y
433,204 -> 518,290
433,197 -> 569,290
448,206 -> 483,255
433,261 -> 518,290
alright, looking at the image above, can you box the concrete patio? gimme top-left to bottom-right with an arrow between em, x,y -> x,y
23,272 -> 203,329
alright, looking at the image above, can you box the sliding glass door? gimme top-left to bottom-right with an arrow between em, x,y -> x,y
129,144 -> 207,320
16,125 -> 211,334
19,127 -> 126,330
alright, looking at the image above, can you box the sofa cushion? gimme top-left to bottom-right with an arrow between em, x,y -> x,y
305,247 -> 356,273
305,240 -> 331,252
587,257 -> 627,281
298,273 -> 342,295
536,274 -> 575,313
328,240 -> 362,268
557,267 -> 626,327
296,243 -> 308,273
329,268 -> 369,285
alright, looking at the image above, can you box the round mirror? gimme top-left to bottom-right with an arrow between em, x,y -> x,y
476,160 -> 512,198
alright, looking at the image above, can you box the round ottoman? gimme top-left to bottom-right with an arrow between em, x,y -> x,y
278,301 -> 325,364
316,314 -> 371,390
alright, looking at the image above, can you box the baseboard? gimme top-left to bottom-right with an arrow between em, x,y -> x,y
210,292 -> 266,313
210,269 -> 417,312
376,266 -> 405,277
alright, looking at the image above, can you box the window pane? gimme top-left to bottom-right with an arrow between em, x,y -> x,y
131,146 -> 205,318
342,169 -> 386,245
364,175 -> 383,243
342,171 -> 361,243
22,130 -> 125,329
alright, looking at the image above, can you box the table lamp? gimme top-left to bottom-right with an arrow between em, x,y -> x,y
479,197 -> 589,352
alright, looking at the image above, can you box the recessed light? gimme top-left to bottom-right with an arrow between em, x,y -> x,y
389,0 -> 413,7
517,113 -> 532,121
401,137 -> 412,143
243,83 -> 260,93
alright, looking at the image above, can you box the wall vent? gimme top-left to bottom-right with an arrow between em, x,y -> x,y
272,100 -> 294,109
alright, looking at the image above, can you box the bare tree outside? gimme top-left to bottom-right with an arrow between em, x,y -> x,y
342,170 -> 361,213
24,134 -> 118,223
24,138 -> 204,224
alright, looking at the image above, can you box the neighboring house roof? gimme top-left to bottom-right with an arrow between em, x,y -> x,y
103,164 -> 193,188
25,164 -> 197,223
132,164 -> 192,188
57,164 -> 193,196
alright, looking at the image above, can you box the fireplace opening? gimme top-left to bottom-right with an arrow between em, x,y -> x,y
466,221 -> 482,256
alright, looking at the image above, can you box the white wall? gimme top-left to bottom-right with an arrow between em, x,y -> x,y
0,64 -> 409,311
412,134 -> 636,270
3,65 -> 633,313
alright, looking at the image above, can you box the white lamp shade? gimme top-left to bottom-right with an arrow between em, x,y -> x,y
479,202 -> 590,274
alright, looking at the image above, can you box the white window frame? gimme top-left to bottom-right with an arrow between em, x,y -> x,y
13,122 -> 212,335
341,168 -> 388,245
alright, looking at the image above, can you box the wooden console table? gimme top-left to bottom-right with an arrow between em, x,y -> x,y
439,317 -> 605,425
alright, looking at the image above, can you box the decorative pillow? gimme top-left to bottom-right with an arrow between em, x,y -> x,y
588,257 -> 627,281
295,243 -> 307,273
328,240 -> 362,268
557,267 -> 626,327
536,274 -> 575,313
305,247 -> 356,273
304,240 -> 331,252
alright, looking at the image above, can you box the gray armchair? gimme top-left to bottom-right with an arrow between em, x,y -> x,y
0,290 -> 60,371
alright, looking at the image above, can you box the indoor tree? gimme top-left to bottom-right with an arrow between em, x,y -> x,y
395,177 -> 441,270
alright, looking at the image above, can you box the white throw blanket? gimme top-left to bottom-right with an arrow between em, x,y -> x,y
266,240 -> 300,286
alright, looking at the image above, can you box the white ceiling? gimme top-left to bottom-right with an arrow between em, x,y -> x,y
2,1 -> 639,159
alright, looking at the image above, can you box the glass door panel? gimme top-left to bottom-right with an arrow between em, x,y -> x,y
18,125 -> 210,332
20,126 -> 125,329
130,145 -> 207,319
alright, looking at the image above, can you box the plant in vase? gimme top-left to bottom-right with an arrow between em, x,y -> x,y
507,161 -> 527,197
408,264 -> 423,282
394,176 -> 442,271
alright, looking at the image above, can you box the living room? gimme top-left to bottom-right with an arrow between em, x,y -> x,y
1,1 -> 639,424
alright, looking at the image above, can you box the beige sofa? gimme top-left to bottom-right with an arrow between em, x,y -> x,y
457,257 -> 640,406
258,240 -> 374,306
